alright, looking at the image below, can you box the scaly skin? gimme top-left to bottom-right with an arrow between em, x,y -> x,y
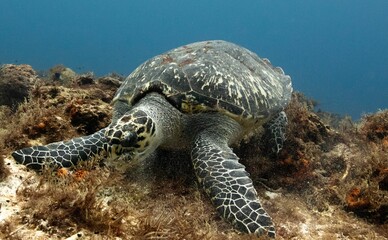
265,111 -> 288,154
12,129 -> 108,169
192,133 -> 276,237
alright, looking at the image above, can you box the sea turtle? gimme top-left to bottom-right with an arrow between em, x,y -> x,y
12,40 -> 292,238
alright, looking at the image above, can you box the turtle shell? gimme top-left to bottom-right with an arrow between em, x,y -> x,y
113,40 -> 292,122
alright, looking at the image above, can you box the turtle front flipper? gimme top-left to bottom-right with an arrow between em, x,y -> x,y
12,129 -> 108,170
264,110 -> 288,154
192,133 -> 276,238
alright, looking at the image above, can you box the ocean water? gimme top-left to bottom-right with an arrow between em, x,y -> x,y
0,0 -> 387,120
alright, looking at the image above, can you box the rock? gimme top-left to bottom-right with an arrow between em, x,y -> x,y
49,65 -> 76,84
0,64 -> 37,109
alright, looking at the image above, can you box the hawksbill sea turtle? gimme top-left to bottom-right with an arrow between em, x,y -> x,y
12,40 -> 292,238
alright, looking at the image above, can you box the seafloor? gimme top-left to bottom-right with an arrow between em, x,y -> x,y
0,64 -> 387,239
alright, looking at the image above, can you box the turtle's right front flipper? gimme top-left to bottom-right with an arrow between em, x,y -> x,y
12,129 -> 108,170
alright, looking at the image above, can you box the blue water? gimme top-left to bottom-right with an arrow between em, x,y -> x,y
1,0 -> 387,120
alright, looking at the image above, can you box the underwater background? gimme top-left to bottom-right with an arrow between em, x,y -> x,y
1,0 -> 387,120
1,1 -> 388,239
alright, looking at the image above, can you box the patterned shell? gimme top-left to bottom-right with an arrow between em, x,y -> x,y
113,40 -> 292,121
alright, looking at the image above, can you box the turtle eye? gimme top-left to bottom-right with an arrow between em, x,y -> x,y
110,138 -> 121,145
121,132 -> 137,147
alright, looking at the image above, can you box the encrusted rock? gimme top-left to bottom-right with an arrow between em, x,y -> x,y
49,65 -> 76,84
0,64 -> 37,109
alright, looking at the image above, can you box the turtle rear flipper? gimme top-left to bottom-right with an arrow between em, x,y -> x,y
192,132 -> 275,238
12,129 -> 107,169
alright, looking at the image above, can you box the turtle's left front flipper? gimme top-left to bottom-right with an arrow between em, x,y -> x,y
264,111 -> 288,154
191,133 -> 276,238
12,129 -> 108,170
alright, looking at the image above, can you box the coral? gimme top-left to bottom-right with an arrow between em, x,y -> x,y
15,166 -> 128,238
65,97 -> 111,135
0,68 -> 120,154
73,169 -> 89,181
285,92 -> 334,146
56,167 -> 70,178
73,72 -> 95,86
360,110 -> 388,142
48,65 -> 76,84
0,64 -> 37,110
253,92 -> 339,191
345,187 -> 371,210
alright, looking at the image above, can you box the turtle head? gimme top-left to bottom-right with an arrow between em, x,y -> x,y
106,125 -> 138,149
104,109 -> 157,160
